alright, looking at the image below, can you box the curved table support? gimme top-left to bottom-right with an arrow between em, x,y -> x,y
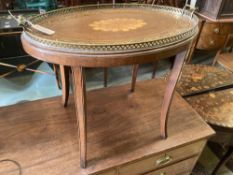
72,67 -> 87,168
60,65 -> 70,107
160,50 -> 187,139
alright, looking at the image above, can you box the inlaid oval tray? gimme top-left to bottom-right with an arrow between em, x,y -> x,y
22,4 -> 199,54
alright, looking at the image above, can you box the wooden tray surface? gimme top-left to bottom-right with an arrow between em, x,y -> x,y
23,4 -> 198,54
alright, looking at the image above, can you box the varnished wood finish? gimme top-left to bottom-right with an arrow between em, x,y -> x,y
184,91 -> 233,174
60,65 -> 70,107
145,156 -> 198,175
72,67 -> 87,168
196,22 -> 233,50
187,12 -> 233,63
21,35 -> 192,67
186,88 -> 233,128
119,141 -> 205,175
21,5 -> 198,168
160,50 -> 187,138
22,35 -> 193,166
0,79 -> 215,175
177,64 -> 233,97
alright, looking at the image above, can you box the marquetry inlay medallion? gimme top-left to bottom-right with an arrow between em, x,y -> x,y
89,18 -> 146,32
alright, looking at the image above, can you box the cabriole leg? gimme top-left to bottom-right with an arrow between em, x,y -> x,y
160,50 -> 187,139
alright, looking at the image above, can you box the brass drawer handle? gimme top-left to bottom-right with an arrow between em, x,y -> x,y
209,40 -> 215,45
214,28 -> 220,34
156,154 -> 172,166
160,173 -> 167,175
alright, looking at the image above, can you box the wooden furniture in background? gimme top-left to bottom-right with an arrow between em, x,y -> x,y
213,34 -> 233,71
196,22 -> 233,51
0,79 -> 215,175
186,89 -> 233,175
21,4 -> 198,168
177,64 -> 233,175
186,0 -> 233,63
197,0 -> 233,21
186,19 -> 233,63
176,64 -> 233,97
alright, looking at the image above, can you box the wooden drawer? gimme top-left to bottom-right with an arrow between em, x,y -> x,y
119,141 -> 204,175
98,170 -> 117,175
196,34 -> 227,50
144,156 -> 197,175
196,22 -> 233,50
201,23 -> 233,35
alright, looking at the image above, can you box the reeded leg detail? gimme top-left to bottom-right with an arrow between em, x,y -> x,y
160,50 -> 187,139
72,67 -> 87,168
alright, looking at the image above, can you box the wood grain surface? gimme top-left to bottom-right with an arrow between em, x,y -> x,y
217,52 -> 233,72
0,79 -> 214,175
177,64 -> 233,96
186,88 -> 233,128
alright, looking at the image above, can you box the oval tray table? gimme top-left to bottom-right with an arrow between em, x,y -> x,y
21,4 -> 199,168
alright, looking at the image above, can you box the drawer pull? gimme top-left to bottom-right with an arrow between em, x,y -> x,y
156,155 -> 172,166
159,172 -> 167,175
214,28 -> 220,34
209,40 -> 215,45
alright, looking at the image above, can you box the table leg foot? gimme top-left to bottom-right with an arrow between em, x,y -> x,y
60,65 -> 70,107
72,67 -> 87,168
160,50 -> 187,139
130,64 -> 139,92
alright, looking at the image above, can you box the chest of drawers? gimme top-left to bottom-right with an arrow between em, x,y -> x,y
196,22 -> 233,50
0,80 -> 215,175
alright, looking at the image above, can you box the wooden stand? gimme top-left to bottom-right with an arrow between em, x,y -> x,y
21,4 -> 199,167
0,79 -> 214,175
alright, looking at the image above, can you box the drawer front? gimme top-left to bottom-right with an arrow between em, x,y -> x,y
98,169 -> 117,175
196,34 -> 227,50
119,141 -> 205,175
201,22 -> 233,35
197,22 -> 233,50
201,23 -> 221,35
145,156 -> 197,175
